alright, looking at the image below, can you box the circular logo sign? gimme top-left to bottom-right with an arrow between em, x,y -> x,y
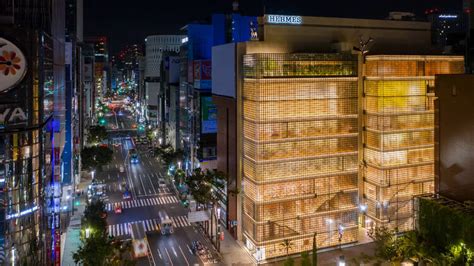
0,37 -> 27,93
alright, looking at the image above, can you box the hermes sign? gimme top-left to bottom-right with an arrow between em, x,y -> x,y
267,15 -> 303,25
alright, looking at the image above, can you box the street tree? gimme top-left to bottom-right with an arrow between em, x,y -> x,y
87,125 -> 108,145
154,143 -> 183,170
184,168 -> 225,210
73,200 -> 135,266
312,232 -> 318,266
81,146 -> 113,170
301,251 -> 311,266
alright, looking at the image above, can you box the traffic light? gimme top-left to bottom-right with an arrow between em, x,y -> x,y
99,117 -> 107,126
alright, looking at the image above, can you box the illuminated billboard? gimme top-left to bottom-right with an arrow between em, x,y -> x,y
201,96 -> 217,134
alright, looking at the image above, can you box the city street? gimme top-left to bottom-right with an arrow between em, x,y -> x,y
93,109 -> 219,266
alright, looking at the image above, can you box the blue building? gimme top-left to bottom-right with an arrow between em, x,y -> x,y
176,9 -> 257,239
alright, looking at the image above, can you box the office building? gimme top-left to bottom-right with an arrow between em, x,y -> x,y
85,36 -> 109,103
115,44 -> 143,89
144,35 -> 184,125
426,9 -> 466,51
63,0 -> 84,221
175,13 -> 257,238
0,0 -> 67,264
434,74 -> 474,202
213,14 -> 464,260
82,43 -> 96,128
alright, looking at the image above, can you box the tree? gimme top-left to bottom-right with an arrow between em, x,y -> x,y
312,232 -> 318,266
82,200 -> 108,234
301,251 -> 311,266
87,125 -> 108,145
81,146 -> 114,170
371,226 -> 402,262
73,200 -> 135,266
184,168 -> 226,210
283,257 -> 294,266
280,239 -> 294,258
154,144 -> 183,170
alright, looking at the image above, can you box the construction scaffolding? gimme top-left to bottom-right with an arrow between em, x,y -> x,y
241,53 -> 359,260
362,55 -> 464,232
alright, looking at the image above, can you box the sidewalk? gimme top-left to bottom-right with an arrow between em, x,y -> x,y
61,203 -> 86,266
263,229 -> 377,266
220,229 -> 255,266
61,174 -> 91,266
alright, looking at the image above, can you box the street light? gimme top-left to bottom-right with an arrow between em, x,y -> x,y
158,137 -> 163,145
85,227 -> 91,238
91,170 -> 95,180
338,255 -> 345,266
177,161 -> 182,169
11,245 -> 15,266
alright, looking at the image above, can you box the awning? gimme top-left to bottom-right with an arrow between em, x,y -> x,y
187,210 -> 210,223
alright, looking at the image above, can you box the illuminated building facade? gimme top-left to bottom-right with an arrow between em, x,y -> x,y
85,36 -> 109,103
241,53 -> 360,259
210,14 -> 466,261
0,0 -> 67,264
362,55 -> 464,232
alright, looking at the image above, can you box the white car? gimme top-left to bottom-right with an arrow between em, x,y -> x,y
159,179 -> 167,188
119,166 -> 125,173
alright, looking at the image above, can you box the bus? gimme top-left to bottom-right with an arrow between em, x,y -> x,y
128,148 -> 139,164
129,222 -> 149,258
158,210 -> 173,235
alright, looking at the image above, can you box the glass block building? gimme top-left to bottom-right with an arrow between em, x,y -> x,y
241,53 -> 360,259
362,55 -> 465,232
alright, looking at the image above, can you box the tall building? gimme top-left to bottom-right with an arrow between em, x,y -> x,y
144,35 -> 184,126
115,44 -> 143,89
426,9 -> 466,51
85,36 -> 109,103
241,53 -> 360,258
362,55 -> 464,232
63,0 -> 84,222
0,0 -> 67,264
434,74 -> 474,202
213,14 -> 464,261
82,43 -> 95,129
176,13 -> 257,239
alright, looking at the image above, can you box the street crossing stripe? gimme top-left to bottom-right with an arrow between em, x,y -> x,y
107,216 -> 191,237
106,196 -> 179,211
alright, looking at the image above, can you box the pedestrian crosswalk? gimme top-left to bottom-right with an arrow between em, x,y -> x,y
106,196 -> 179,211
108,216 -> 191,237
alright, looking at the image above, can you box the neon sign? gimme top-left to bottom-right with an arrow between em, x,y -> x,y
439,14 -> 458,19
267,15 -> 303,25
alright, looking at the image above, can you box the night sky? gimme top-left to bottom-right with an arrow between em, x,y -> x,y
84,0 -> 463,55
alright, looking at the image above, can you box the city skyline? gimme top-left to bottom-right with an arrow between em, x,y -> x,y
84,0 -> 463,54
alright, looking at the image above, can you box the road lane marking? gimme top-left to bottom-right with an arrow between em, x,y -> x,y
186,244 -> 193,255
157,249 -> 163,259
145,173 -> 158,194
179,245 -> 190,266
138,172 -> 147,196
164,247 -> 174,266
171,246 -> 178,257
147,240 -> 157,266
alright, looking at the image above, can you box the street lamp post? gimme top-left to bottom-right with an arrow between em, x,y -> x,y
85,227 -> 91,238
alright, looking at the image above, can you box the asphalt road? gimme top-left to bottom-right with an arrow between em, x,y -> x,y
93,108 -> 218,266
